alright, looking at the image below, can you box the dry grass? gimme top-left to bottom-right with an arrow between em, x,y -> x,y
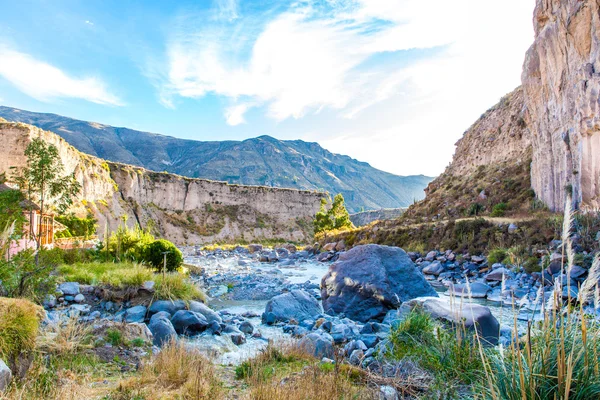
37,318 -> 92,355
0,298 -> 43,372
111,338 -> 223,400
153,273 -> 205,302
237,342 -> 376,400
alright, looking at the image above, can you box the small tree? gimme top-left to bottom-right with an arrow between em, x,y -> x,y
141,239 -> 183,272
12,138 -> 81,265
313,193 -> 354,234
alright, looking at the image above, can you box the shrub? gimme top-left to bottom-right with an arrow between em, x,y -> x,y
490,202 -> 508,217
141,239 -> 183,272
523,256 -> 541,273
106,329 -> 123,346
487,248 -> 508,265
54,213 -> 97,239
0,249 -> 57,302
0,298 -> 43,374
313,194 -> 354,235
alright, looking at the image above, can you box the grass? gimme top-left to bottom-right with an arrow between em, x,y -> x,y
58,262 -> 153,287
57,261 -> 205,301
153,273 -> 205,301
0,297 -> 43,373
110,338 -> 223,400
238,342 -> 376,400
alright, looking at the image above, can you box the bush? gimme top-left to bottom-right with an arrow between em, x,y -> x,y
54,213 -> 97,239
491,202 -> 509,217
487,248 -> 508,265
523,256 -> 541,273
141,239 -> 183,272
0,250 -> 57,303
0,298 -> 43,375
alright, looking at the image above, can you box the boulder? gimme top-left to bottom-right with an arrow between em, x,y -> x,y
74,294 -> 85,303
485,268 -> 511,282
124,305 -> 147,323
379,385 -> 399,400
188,301 -> 222,324
230,333 -> 246,345
449,282 -> 491,298
148,312 -> 177,347
0,358 -> 11,391
400,297 -> 500,345
58,282 -> 80,296
298,333 -> 334,359
170,310 -> 209,335
262,290 -> 322,324
239,321 -> 254,335
422,261 -> 445,276
148,300 -> 187,317
321,245 -> 437,322
323,242 -> 337,252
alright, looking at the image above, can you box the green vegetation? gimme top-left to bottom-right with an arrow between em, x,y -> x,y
313,193 -> 355,234
103,220 -> 155,262
54,212 -> 97,239
0,187 -> 26,232
57,262 -> 153,288
154,273 -> 204,301
141,239 -> 183,272
487,248 -> 508,265
490,202 -> 509,217
105,329 -> 123,346
0,298 -> 42,375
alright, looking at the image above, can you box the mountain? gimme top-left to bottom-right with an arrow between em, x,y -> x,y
0,106 -> 433,213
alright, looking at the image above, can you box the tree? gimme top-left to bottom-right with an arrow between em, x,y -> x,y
141,239 -> 183,272
313,193 -> 355,234
12,138 -> 81,265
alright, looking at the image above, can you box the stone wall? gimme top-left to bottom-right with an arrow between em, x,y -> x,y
522,0 -> 600,211
0,119 -> 325,244
349,208 -> 406,227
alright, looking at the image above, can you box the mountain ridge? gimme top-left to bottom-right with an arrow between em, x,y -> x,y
0,106 -> 433,213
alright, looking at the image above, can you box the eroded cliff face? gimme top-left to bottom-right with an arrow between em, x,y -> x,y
523,0 -> 600,211
0,119 -> 324,244
447,87 -> 531,176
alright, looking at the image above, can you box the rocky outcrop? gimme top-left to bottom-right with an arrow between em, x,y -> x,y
321,244 -> 437,323
350,208 -> 406,227
0,119 -> 324,244
523,0 -> 600,211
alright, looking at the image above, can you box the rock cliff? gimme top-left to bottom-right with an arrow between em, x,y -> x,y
0,119 -> 324,244
523,0 -> 600,211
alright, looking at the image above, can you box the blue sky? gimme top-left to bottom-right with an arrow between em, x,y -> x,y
0,0 -> 535,176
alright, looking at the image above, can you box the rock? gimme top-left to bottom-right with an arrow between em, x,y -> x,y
298,333 -> 335,359
148,312 -> 177,347
171,310 -> 209,335
148,300 -> 187,317
547,260 -> 563,275
422,261 -> 445,276
124,305 -> 147,323
123,322 -> 153,342
471,255 -> 485,264
349,349 -> 364,366
344,340 -> 367,356
449,282 -> 491,298
379,385 -> 399,400
400,297 -> 500,345
142,281 -> 155,291
263,312 -> 277,325
569,265 -> 587,279
248,244 -> 263,253
323,242 -> 337,252
207,321 -> 222,335
230,333 -> 246,345
188,301 -> 222,324
321,245 -> 437,322
59,282 -> 80,296
74,294 -> 85,303
508,223 -> 518,234
424,251 -> 437,262
262,290 -> 322,324
43,294 -> 56,309
359,334 -> 379,348
239,321 -> 254,335
335,241 -> 346,252
0,358 -> 11,391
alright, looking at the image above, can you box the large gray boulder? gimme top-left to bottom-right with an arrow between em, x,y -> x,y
298,332 -> 335,359
170,310 -> 209,335
321,245 -> 437,322
58,282 -> 80,296
148,300 -> 187,317
188,301 -> 222,324
399,297 -> 500,345
262,290 -> 322,323
148,312 -> 177,346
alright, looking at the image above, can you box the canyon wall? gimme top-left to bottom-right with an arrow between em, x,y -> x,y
0,119 -> 324,244
523,0 -> 600,211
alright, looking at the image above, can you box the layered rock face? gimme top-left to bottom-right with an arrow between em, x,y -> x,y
522,0 -> 600,211
0,119 -> 324,244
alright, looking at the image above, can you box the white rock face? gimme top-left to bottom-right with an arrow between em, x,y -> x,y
522,0 -> 600,211
0,120 -> 324,244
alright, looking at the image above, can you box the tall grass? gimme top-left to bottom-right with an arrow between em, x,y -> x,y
478,196 -> 600,399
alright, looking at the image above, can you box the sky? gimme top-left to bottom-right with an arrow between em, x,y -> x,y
0,0 -> 535,177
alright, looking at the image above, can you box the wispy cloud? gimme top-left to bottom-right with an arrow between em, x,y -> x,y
0,47 -> 123,106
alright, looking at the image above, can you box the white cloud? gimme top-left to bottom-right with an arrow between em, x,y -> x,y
154,0 -> 535,176
0,47 -> 123,106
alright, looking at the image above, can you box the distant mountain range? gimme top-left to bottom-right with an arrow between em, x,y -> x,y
0,106 -> 433,213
